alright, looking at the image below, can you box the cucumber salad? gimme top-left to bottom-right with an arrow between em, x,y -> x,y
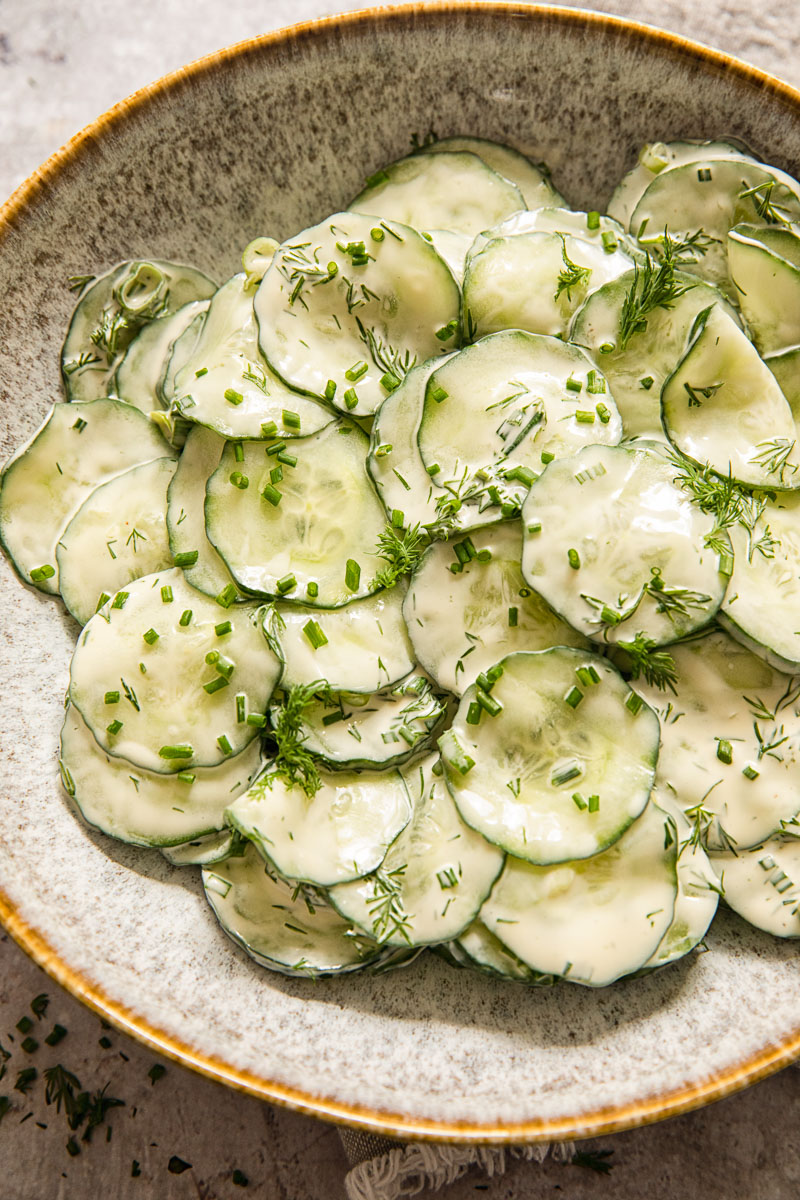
4,134 -> 800,987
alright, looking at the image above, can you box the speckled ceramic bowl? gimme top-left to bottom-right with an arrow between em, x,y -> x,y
1,2 -> 799,1143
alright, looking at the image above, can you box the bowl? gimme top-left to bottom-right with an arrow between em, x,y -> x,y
1,2 -> 799,1142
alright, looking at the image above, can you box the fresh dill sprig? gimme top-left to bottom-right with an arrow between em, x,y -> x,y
356,318 -> 416,381
739,179 -> 792,225
266,682 -> 328,797
370,522 -> 428,589
667,450 -> 779,557
616,632 -> 678,693
643,568 -> 711,622
367,864 -> 412,944
618,232 -> 697,350
681,791 -> 737,856
554,235 -> 592,302
749,437 -> 798,484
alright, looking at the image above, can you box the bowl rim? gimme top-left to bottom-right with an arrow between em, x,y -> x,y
2,0 -> 800,1144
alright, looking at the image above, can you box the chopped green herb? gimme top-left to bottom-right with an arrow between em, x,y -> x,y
173,550 -> 199,568
215,583 -> 237,608
564,686 -> 584,709
716,738 -> 733,765
158,745 -> 193,760
44,1025 -> 67,1047
229,471 -> 249,489
567,548 -> 581,570
302,619 -> 328,650
224,388 -> 243,406
106,720 -> 123,736
345,559 -> 361,591
142,628 -> 159,645
215,620 -> 232,636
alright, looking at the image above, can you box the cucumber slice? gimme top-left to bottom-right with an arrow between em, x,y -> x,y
419,137 -> 563,208
169,274 -> 334,439
521,442 -> 725,645
403,520 -> 589,694
284,673 -> 446,769
254,212 -> 460,418
480,800 -> 678,986
62,260 -> 216,403
765,344 -> 800,430
161,829 -> 245,866
328,752 -> 504,947
225,764 -> 412,886
421,229 -> 473,285
60,703 -> 265,847
728,224 -> 800,355
639,788 -> 719,970
0,398 -> 172,594
440,648 -> 659,865
570,270 -> 739,439
469,207 -> 635,260
351,152 -> 525,239
719,490 -> 800,672
111,300 -> 210,414
463,231 -> 632,341
166,425 -> 240,600
454,920 -> 553,984
267,584 -> 414,693
69,568 -> 281,773
203,843 -> 382,976
159,308 -> 207,406
709,826 -> 800,938
56,457 -> 177,626
418,331 -> 622,522
629,159 -> 800,295
205,422 -> 387,605
633,629 -> 800,851
607,139 -> 754,227
661,303 -> 800,489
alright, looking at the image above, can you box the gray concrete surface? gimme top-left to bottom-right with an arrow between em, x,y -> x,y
2,1 -> 800,1197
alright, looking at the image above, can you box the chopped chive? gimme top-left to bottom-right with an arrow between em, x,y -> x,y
206,650 -> 220,664
476,548 -> 492,563
527,521 -> 542,535
541,451 -> 555,464
640,376 -> 654,391
72,417 -> 88,432
718,550 -> 734,577
343,388 -> 359,410
215,620 -> 232,636
261,482 -> 282,506
465,701 -> 482,725
276,574 -> 297,595
596,403 -> 611,424
576,665 -> 600,686
203,676 -> 229,694
345,559 -> 361,591
552,763 -> 582,786
391,508 -> 404,529
306,581 -> 319,598
599,342 -> 615,354
345,360 -> 368,382
324,380 -> 337,401
600,231 -> 618,252
261,420 -> 278,438
370,226 -> 385,242
321,710 -> 346,727
586,211 -> 601,230
572,792 -> 588,810
587,370 -> 606,394
716,738 -> 733,764
475,686 -> 502,717
625,690 -> 643,715
236,694 -> 246,723
217,734 -> 233,755
742,764 -> 759,780
224,388 -> 244,406
266,440 -> 286,456
303,619 -> 328,650
179,609 -> 193,627
430,385 -> 448,404
142,628 -> 159,645
30,564 -> 55,582
270,464 -> 283,484
380,372 -> 400,392
575,409 -> 595,424
508,606 -> 518,627
104,691 -> 120,705
435,320 -> 458,341
476,671 -> 494,693
96,592 -> 111,611
587,794 -> 600,812
439,729 -> 475,776
178,772 -> 195,785
448,562 -> 462,575
426,462 -> 441,476
106,720 -> 123,736
565,375 -> 582,393
246,713 -> 267,728
564,686 -> 584,709
697,166 -> 712,182
174,550 -> 199,568
159,744 -> 193,759
281,409 -> 301,430
277,450 -> 297,467
504,464 -> 536,486
233,442 -> 245,463
454,542 -> 471,565
567,548 -> 581,570
160,585 -> 173,604
375,442 -> 393,458
195,366 -> 208,378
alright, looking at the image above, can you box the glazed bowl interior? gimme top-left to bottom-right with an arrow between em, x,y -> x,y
1,2 -> 799,1142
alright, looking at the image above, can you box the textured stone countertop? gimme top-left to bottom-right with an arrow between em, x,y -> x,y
1,2 -> 799,1198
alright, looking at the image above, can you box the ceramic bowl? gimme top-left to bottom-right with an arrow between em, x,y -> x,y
1,3 -> 799,1142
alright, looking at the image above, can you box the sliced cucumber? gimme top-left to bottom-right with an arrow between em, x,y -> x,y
728,224 -> 800,355
569,270 -> 739,439
661,303 -> 800,489
719,490 -> 800,672
351,152 -> 525,239
328,752 -> 504,946
285,673 -> 446,769
440,648 -> 659,865
166,424 -> 240,600
61,260 -> 216,403
521,442 -> 725,645
709,826 -> 800,938
254,212 -> 460,417
225,764 -> 412,886
169,274 -> 334,439
463,231 -> 632,341
419,136 -> 563,208
454,920 -> 553,984
633,629 -> 800,851
205,422 -> 387,605
203,843 -> 382,976
403,521 -> 588,694
266,584 -> 414,693
480,800 -> 677,986
161,829 -> 245,866
469,207 -> 635,260
0,398 -> 172,595
418,331 -> 622,521
159,308 -> 207,406
607,139 -> 754,227
421,229 -> 473,285
60,703 -> 264,847
111,300 -> 210,415
56,457 -> 176,625
765,344 -> 800,429
69,568 -> 281,773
